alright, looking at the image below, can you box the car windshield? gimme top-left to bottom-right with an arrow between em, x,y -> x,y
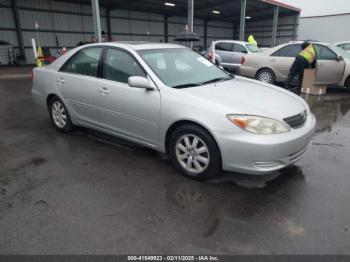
329,45 -> 350,59
245,44 -> 262,53
138,48 -> 231,88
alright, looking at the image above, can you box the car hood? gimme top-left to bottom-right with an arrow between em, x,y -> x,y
179,76 -> 307,120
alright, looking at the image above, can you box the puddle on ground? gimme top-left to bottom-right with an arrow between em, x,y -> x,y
302,90 -> 350,134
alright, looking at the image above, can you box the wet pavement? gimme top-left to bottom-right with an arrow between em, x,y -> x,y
0,78 -> 350,254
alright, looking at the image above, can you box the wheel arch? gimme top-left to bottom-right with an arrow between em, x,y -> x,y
46,94 -> 75,124
164,120 -> 221,156
46,93 -> 61,108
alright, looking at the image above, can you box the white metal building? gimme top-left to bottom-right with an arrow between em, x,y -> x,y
0,0 -> 301,64
299,13 -> 350,43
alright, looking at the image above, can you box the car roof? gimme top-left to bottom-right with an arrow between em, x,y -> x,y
80,41 -> 186,51
334,41 -> 350,45
213,40 -> 248,45
260,41 -> 338,56
288,40 -> 331,46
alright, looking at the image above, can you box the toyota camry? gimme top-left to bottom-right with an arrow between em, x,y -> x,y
32,42 -> 316,180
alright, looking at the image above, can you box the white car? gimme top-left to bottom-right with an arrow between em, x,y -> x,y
335,42 -> 350,53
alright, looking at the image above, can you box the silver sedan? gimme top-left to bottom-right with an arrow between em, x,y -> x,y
32,42 -> 316,180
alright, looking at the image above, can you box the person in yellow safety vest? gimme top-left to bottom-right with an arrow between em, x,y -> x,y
36,46 -> 43,67
248,35 -> 257,47
285,41 -> 317,93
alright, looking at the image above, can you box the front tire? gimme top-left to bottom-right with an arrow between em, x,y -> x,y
256,68 -> 276,84
169,125 -> 222,180
48,97 -> 75,132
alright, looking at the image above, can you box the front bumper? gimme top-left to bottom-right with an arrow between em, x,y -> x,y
216,113 -> 316,175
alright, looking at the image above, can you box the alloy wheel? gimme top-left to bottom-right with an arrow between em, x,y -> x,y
175,134 -> 210,174
258,71 -> 273,83
51,101 -> 67,128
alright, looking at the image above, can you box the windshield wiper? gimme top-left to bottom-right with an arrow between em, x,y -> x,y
172,83 -> 202,89
201,76 -> 233,85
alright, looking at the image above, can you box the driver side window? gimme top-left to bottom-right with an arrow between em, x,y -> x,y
315,45 -> 338,60
103,48 -> 146,83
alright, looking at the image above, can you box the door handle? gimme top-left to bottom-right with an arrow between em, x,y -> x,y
99,87 -> 110,95
57,78 -> 65,84
270,59 -> 276,62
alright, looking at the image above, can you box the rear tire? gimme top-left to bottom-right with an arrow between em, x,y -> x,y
169,124 -> 222,181
256,68 -> 276,84
48,96 -> 75,133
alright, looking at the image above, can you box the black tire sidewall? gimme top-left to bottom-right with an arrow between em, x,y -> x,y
169,125 -> 222,180
48,97 -> 74,132
257,69 -> 275,84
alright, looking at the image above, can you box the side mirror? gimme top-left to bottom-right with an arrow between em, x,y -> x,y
241,50 -> 248,54
128,76 -> 155,90
338,56 -> 344,61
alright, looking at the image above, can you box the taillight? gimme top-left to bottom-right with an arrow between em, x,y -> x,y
240,56 -> 246,65
208,52 -> 213,60
31,69 -> 34,81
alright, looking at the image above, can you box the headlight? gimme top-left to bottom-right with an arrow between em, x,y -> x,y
227,114 -> 290,135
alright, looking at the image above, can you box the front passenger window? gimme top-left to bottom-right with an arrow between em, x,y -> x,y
60,47 -> 102,77
315,45 -> 338,60
103,48 -> 146,83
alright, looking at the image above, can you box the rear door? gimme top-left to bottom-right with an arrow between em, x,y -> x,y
314,44 -> 345,85
56,47 -> 103,125
270,44 -> 301,79
215,42 -> 234,64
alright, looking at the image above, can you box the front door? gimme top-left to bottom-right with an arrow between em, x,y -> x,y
232,43 -> 247,65
56,47 -> 103,125
314,44 -> 346,85
96,48 -> 161,147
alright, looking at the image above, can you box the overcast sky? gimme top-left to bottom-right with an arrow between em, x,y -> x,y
279,0 -> 350,17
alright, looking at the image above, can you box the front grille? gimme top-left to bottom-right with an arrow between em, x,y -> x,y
283,110 -> 307,128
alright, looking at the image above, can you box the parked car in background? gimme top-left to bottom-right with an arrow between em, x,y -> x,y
239,41 -> 350,91
0,40 -> 17,65
32,42 -> 315,180
207,40 -> 262,69
335,42 -> 350,53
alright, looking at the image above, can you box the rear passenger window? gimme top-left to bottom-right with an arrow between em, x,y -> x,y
273,44 -> 301,57
215,42 -> 233,51
60,47 -> 102,77
103,48 -> 146,84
